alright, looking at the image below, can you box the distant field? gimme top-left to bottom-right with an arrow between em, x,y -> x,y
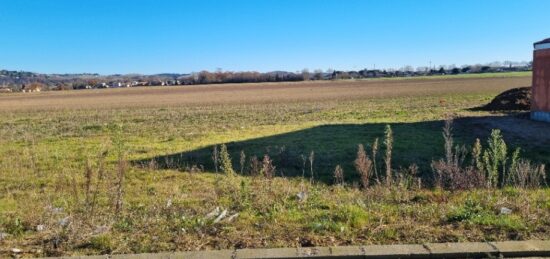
0,74 -> 532,111
360,71 -> 532,80
1,73 -> 549,257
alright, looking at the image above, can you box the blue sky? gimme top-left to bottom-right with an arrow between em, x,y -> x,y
0,0 -> 548,74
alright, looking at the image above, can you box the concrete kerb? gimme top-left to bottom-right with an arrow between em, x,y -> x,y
424,242 -> 498,258
37,240 -> 550,259
362,244 -> 430,258
236,248 -> 299,259
329,246 -> 365,258
490,240 -> 550,258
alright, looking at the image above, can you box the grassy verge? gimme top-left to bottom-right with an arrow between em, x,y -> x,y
1,167 -> 548,256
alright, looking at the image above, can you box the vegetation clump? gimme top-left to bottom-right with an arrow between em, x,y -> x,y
218,144 -> 235,176
354,144 -> 373,188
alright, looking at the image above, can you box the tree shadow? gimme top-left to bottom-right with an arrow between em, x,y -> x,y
134,114 -> 550,184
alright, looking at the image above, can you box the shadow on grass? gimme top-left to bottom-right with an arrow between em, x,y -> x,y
134,114 -> 550,184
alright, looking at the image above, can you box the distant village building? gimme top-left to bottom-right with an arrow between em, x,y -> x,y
22,83 -> 43,93
532,38 -> 550,122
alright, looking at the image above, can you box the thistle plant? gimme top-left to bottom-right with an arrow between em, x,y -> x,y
506,147 -> 521,186
219,144 -> 235,175
372,138 -> 380,184
309,151 -> 315,183
333,165 -> 345,186
384,125 -> 393,186
261,154 -> 275,179
239,150 -> 246,175
355,144 -> 373,189
212,145 -> 219,173
482,129 -> 507,188
472,138 -> 483,173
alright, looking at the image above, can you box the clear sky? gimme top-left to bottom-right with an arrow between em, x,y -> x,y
0,0 -> 548,74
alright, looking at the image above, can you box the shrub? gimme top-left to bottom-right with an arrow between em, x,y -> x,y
300,154 -> 307,178
371,138 -> 380,184
337,204 -> 370,229
249,156 -> 261,176
212,145 -> 219,173
447,198 -> 525,231
309,205 -> 370,233
4,217 -> 25,236
384,125 -> 393,186
397,164 -> 420,190
447,198 -> 486,222
111,125 -> 127,217
432,159 -> 485,190
443,119 -> 454,164
509,159 -> 546,188
261,155 -> 275,179
354,144 -> 373,189
219,144 -> 235,175
432,121 -> 545,190
333,165 -> 344,186
239,150 -> 246,175
472,138 -> 483,173
309,151 -> 315,183
89,234 -> 113,254
432,120 -> 485,190
482,129 -> 508,188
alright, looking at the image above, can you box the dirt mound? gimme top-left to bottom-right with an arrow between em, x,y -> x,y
480,87 -> 531,111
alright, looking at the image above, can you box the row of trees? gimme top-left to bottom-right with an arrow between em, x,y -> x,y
184,71 -> 304,85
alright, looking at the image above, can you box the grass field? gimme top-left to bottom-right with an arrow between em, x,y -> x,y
1,73 -> 549,257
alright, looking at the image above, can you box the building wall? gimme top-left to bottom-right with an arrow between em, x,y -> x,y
531,48 -> 550,122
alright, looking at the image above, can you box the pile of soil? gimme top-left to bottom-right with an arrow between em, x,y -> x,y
480,87 -> 531,111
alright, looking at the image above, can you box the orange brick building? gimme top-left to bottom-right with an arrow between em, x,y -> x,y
532,38 -> 550,122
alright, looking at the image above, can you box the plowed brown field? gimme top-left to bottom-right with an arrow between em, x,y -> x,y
0,77 -> 531,111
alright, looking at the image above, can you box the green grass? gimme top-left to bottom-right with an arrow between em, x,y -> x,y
354,71 -> 532,81
0,76 -> 548,257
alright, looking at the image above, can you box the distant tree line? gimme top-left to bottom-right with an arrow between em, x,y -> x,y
184,71 -> 304,84
0,61 -> 532,92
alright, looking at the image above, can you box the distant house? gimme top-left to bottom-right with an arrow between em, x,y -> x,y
347,71 -> 361,79
0,88 -> 12,93
532,38 -> 550,122
360,70 -> 384,78
332,71 -> 351,80
53,83 -> 72,91
22,83 -> 43,93
132,81 -> 148,87
109,82 -> 123,88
